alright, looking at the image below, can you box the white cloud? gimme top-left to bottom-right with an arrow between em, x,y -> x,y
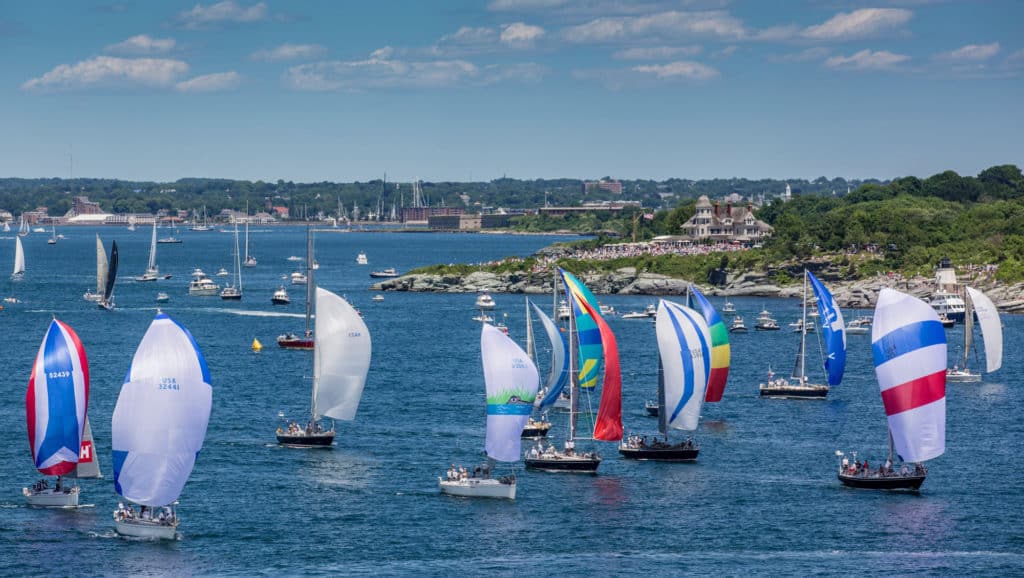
613,45 -> 702,60
105,34 -> 176,55
251,43 -> 327,62
284,51 -> 545,90
176,71 -> 241,92
825,49 -> 909,70
489,0 -> 569,10
563,10 -> 746,43
501,22 -> 545,46
937,42 -> 1000,61
632,60 -> 718,80
178,1 -> 267,29
771,46 -> 832,63
803,8 -> 912,41
22,56 -> 189,90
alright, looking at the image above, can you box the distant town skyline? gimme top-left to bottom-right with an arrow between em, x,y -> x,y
2,1 -> 1021,184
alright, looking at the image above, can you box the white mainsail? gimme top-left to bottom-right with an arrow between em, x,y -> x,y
656,300 -> 711,431
96,235 -> 108,296
13,236 -> 25,277
111,313 -> 212,506
965,286 -> 1002,373
147,221 -> 157,272
482,323 -> 539,462
313,287 -> 371,421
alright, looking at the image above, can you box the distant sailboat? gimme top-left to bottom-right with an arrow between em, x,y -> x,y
620,300 -> 707,461
2,221 -> 9,233
135,222 -> 162,281
112,312 -> 212,539
439,323 -> 539,500
947,286 -> 1002,382
12,236 -> 25,279
278,228 -> 315,350
47,224 -> 57,245
220,224 -> 243,300
17,215 -> 28,237
243,221 -> 257,267
837,289 -> 945,490
23,319 -> 90,507
276,286 -> 371,447
98,241 -> 118,311
83,235 -> 108,302
760,271 -> 845,399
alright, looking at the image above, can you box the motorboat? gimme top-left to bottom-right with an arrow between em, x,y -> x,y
722,300 -> 736,313
272,287 -> 290,305
729,315 -> 748,333
439,473 -> 517,500
369,267 -> 400,278
846,316 -> 871,335
290,271 -> 307,285
789,318 -> 816,333
356,252 -> 368,265
155,292 -> 170,303
556,300 -> 571,320
188,270 -> 220,296
215,268 -> 229,277
372,294 -> 384,302
475,293 -> 496,309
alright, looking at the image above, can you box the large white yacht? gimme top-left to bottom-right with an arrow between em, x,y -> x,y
928,257 -> 966,323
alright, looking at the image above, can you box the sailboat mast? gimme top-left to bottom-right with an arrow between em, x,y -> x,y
801,270 -> 808,381
962,288 -> 973,369
657,352 -> 667,439
568,292 -> 579,443
306,227 -> 317,422
233,223 -> 242,292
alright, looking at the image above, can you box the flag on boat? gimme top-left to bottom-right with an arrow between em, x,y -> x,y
871,289 -> 945,464
688,285 -> 730,402
558,268 -> 603,389
482,323 -> 539,462
657,300 -> 711,431
807,271 -> 846,386
26,319 -> 89,476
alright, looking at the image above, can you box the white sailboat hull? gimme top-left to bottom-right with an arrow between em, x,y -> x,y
114,518 -> 179,539
23,486 -> 80,508
946,369 -> 981,383
438,477 -> 516,499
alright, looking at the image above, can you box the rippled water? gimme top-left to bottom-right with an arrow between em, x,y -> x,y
0,227 -> 1021,575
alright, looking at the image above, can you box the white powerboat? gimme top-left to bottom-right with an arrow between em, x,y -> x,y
439,475 -> 516,500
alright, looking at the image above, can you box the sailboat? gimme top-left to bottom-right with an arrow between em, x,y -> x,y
220,224 -> 243,300
524,268 -> 621,473
440,323 -> 539,499
135,221 -> 162,281
2,220 -> 9,232
243,221 -> 257,267
47,224 -> 57,245
98,241 -> 118,311
127,216 -> 136,231
18,215 -> 29,237
278,229 -> 316,350
83,235 -> 108,302
23,319 -> 90,507
276,285 -> 371,447
759,270 -> 846,399
947,287 -> 1002,382
521,299 -> 568,439
189,206 -> 212,231
620,300 -> 707,461
689,285 -> 730,403
837,288 -> 945,490
12,236 -> 25,280
112,312 -> 212,539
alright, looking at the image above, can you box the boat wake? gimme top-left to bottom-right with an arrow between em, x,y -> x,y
205,308 -> 306,319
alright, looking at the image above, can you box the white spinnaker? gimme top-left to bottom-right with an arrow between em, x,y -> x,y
314,287 -> 372,421
656,300 -> 710,432
483,323 -> 539,463
965,286 -> 1002,374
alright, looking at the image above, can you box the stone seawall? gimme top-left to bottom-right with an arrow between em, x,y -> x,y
372,266 -> 1024,313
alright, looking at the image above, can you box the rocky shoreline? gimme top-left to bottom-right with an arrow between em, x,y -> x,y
372,266 -> 1024,313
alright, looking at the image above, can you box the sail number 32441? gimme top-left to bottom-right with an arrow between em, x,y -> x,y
159,378 -> 180,391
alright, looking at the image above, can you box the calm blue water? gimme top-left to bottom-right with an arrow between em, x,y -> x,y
1,227 -> 1022,576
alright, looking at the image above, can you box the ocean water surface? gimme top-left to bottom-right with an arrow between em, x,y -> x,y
0,227 -> 1021,576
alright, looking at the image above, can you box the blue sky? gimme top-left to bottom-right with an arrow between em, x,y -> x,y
1,1 -> 1021,184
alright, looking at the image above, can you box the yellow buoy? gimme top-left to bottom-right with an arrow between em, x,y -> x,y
252,338 -> 263,352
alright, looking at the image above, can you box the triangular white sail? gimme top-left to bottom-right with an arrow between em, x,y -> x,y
965,286 -> 1002,373
147,221 -> 157,271
13,236 -> 25,276
96,235 -> 108,295
655,300 -> 711,432
872,289 -> 946,464
483,323 -> 539,462
72,418 -> 102,479
530,301 -> 569,410
112,313 -> 212,506
313,287 -> 371,421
